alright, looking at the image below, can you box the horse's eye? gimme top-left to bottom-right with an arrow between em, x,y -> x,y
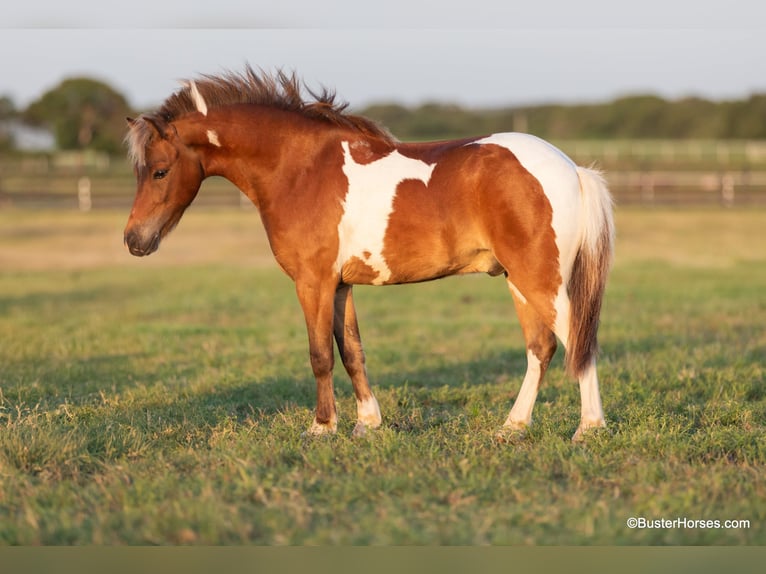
153,169 -> 168,180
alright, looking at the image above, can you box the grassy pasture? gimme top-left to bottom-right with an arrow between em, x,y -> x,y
0,207 -> 764,544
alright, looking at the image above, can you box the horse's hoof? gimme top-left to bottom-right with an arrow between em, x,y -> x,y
351,420 -> 382,438
301,419 -> 337,438
495,425 -> 528,444
571,423 -> 609,443
352,421 -> 368,438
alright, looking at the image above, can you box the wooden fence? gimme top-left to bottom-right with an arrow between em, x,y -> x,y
605,171 -> 766,205
2,171 -> 765,209
557,139 -> 766,169
2,141 -> 766,208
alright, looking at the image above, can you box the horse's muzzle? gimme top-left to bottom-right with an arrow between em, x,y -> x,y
124,229 -> 160,257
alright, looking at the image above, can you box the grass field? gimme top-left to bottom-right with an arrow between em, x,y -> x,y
0,207 -> 764,545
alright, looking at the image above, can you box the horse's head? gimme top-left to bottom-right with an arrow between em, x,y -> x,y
123,116 -> 204,256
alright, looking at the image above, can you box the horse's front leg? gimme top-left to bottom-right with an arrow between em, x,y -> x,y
296,279 -> 339,436
333,284 -> 381,437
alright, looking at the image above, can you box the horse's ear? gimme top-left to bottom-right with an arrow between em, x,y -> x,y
126,117 -> 136,126
144,116 -> 169,139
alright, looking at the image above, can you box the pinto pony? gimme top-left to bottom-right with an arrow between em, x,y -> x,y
124,68 -> 614,441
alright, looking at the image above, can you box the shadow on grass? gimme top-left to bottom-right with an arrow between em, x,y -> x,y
1,352 -> 202,407
3,303 -> 763,480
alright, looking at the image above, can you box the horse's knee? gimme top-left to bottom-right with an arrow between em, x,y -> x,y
340,348 -> 366,378
309,347 -> 334,377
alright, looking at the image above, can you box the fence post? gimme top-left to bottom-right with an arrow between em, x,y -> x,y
77,176 -> 92,211
721,173 -> 735,206
641,173 -> 655,203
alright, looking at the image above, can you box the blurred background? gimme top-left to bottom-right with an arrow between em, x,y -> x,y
2,4 -> 763,347
2,1 -> 766,211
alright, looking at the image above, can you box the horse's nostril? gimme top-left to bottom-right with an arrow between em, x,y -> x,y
148,232 -> 160,253
124,230 -> 159,257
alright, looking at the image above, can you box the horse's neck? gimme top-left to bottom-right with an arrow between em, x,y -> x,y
177,108 -> 309,204
178,108 -> 393,210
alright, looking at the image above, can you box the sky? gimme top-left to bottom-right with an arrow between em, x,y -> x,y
3,1 -> 766,111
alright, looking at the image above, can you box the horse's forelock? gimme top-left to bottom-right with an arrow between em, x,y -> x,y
125,118 -> 152,169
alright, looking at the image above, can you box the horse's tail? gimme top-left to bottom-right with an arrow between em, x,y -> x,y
565,166 -> 615,378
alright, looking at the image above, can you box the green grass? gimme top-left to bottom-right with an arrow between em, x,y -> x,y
0,209 -> 764,544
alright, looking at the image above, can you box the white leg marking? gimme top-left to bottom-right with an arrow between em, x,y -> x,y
503,349 -> 542,430
573,359 -> 606,441
356,395 -> 382,428
336,141 -> 435,285
552,284 -> 570,349
352,395 -> 382,437
207,129 -> 221,147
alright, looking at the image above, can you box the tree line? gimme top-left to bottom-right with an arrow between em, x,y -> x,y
1,76 -> 765,155
361,94 -> 766,142
1,77 -> 131,155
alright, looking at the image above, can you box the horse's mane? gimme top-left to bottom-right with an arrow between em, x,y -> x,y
126,66 -> 394,167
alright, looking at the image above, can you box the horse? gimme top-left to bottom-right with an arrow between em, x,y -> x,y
124,67 -> 614,442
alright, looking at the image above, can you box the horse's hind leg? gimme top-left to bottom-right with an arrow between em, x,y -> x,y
333,284 -> 381,437
544,285 -> 606,441
497,281 -> 558,441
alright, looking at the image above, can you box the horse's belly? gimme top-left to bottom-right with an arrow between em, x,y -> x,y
340,246 -> 503,285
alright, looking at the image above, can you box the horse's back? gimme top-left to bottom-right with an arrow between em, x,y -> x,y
470,132 -> 581,208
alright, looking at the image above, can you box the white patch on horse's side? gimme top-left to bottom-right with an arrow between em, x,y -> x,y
207,129 -> 221,147
187,80 -> 208,116
336,141 -> 435,285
